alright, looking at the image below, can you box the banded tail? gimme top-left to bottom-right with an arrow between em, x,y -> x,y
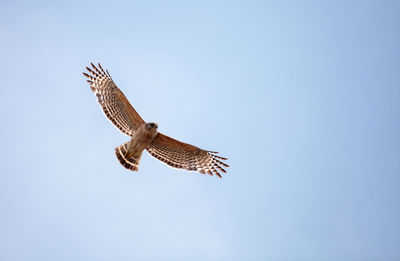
115,142 -> 142,171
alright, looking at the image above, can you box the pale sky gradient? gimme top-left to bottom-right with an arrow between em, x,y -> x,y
1,1 -> 399,260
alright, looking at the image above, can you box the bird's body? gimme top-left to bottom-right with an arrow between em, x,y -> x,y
83,63 -> 229,178
127,123 -> 159,158
116,122 -> 158,171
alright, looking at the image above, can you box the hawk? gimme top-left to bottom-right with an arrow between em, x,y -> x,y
83,63 -> 229,178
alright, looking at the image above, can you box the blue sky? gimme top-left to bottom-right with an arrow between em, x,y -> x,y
1,1 -> 399,260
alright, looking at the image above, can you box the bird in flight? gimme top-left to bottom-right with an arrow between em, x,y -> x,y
83,63 -> 229,178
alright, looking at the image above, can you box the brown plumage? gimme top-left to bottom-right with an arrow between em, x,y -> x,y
83,63 -> 229,178
115,141 -> 141,171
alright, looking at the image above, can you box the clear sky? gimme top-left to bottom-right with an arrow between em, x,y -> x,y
1,1 -> 399,260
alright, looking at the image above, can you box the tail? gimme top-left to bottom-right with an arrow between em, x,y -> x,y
115,142 -> 142,171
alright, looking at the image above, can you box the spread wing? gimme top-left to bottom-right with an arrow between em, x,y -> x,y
146,133 -> 229,178
83,63 -> 145,136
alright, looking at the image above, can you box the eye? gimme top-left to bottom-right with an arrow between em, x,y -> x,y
149,123 -> 155,127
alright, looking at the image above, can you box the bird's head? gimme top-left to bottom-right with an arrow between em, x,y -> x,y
145,122 -> 158,131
